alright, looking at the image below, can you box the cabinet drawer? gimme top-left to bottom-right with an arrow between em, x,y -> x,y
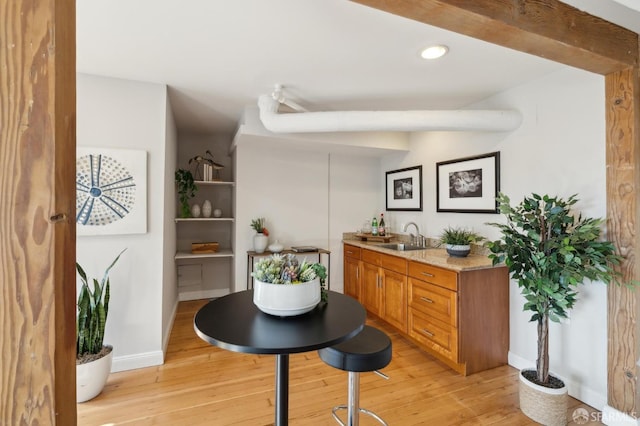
381,253 -> 407,274
344,244 -> 361,260
408,261 -> 457,291
362,249 -> 407,274
361,248 -> 380,265
409,278 -> 457,327
409,309 -> 458,362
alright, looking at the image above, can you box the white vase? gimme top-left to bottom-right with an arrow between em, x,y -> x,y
76,347 -> 113,403
253,278 -> 321,316
268,240 -> 284,253
253,233 -> 268,253
202,200 -> 212,218
213,208 -> 222,218
191,203 -> 201,218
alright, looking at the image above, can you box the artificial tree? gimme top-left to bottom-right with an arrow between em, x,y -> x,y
486,193 -> 624,386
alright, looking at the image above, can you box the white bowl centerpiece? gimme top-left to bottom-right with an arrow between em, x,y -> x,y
252,253 -> 327,316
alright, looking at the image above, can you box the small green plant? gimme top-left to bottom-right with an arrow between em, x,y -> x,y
252,253 -> 328,302
175,169 -> 198,218
486,193 -> 626,386
438,226 -> 484,246
76,249 -> 126,362
250,217 -> 269,235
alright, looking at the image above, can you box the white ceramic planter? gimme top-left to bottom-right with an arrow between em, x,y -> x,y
253,233 -> 268,253
76,348 -> 113,403
445,243 -> 471,257
253,278 -> 321,316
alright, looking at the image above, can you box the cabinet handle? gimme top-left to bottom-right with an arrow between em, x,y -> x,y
420,297 -> 434,304
421,272 -> 434,277
356,269 -> 359,279
421,329 -> 434,338
346,251 -> 353,255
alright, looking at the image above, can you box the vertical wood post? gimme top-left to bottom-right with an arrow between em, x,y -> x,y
606,67 -> 640,416
0,0 -> 77,424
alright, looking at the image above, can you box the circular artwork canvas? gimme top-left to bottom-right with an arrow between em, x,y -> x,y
76,154 -> 137,226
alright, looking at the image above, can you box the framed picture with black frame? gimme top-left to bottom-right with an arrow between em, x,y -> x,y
385,165 -> 423,211
436,152 -> 500,213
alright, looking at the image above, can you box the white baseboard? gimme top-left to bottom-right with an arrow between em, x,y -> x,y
162,299 -> 179,360
111,350 -> 164,373
508,351 -> 606,411
602,405 -> 639,425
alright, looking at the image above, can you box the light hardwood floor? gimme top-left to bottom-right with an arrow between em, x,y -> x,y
77,299 -> 603,425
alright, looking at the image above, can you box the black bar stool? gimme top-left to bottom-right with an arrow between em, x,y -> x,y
318,325 -> 392,426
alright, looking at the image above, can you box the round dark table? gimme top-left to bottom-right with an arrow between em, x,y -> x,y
194,290 -> 366,426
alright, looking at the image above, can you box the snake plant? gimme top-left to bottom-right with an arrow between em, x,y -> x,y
76,249 -> 126,358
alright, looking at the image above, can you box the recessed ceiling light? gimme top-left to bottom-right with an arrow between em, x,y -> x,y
420,45 -> 449,60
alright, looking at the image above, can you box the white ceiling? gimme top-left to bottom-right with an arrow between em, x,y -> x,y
76,0 -> 640,136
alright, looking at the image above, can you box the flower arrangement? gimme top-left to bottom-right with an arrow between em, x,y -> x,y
252,253 -> 328,301
251,217 -> 269,236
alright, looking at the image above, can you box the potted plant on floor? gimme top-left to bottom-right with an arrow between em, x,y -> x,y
76,249 -> 126,403
438,226 -> 484,257
175,168 -> 198,218
486,193 -> 625,426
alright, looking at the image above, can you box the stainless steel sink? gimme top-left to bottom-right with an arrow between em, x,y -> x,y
378,243 -> 426,251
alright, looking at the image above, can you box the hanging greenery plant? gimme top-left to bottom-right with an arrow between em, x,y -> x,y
175,168 -> 198,218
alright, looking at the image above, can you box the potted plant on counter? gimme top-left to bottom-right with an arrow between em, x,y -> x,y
438,226 -> 484,257
252,253 -> 327,316
76,249 -> 126,403
486,193 -> 625,426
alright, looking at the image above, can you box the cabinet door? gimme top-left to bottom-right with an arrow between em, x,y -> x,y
381,269 -> 407,332
361,262 -> 381,316
344,256 -> 361,301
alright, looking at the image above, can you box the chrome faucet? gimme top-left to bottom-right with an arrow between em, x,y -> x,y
402,222 -> 425,247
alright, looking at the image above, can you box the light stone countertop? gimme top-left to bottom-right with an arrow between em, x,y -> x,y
342,236 -> 502,272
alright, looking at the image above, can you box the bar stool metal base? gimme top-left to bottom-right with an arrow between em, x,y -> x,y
330,371 -> 388,426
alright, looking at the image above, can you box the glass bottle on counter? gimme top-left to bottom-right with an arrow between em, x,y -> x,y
379,213 -> 385,236
371,216 -> 378,236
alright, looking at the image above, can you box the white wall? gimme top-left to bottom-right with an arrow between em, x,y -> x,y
77,73 -> 175,371
380,67 -> 608,409
234,139 -> 380,293
162,96 -> 179,357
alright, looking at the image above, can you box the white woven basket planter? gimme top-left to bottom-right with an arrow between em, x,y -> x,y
519,369 -> 568,426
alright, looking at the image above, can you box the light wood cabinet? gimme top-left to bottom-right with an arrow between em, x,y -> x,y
380,268 -> 407,332
408,261 -> 509,375
343,244 -> 362,301
360,248 -> 408,333
343,242 -> 509,376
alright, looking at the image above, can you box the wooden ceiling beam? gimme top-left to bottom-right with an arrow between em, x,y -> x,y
351,0 -> 639,75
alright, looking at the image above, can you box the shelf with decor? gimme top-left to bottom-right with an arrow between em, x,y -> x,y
175,146 -> 234,301
175,249 -> 234,260
175,217 -> 235,223
193,180 -> 234,187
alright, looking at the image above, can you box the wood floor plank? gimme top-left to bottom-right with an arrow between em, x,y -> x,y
77,300 -> 603,425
